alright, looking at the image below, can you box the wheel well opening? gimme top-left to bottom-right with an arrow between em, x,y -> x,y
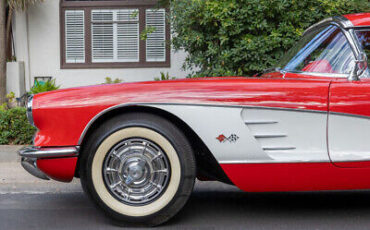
76,105 -> 232,184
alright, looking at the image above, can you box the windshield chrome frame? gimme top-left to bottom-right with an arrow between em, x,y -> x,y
282,16 -> 368,80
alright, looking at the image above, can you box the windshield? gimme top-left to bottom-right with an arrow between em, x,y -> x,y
278,25 -> 355,75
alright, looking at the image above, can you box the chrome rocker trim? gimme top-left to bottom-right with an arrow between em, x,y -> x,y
19,146 -> 79,158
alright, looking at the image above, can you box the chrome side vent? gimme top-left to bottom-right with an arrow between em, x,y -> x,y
243,115 -> 296,153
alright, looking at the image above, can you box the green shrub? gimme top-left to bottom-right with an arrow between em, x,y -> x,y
154,72 -> 176,81
0,107 -> 36,145
30,79 -> 60,94
103,77 -> 123,84
170,0 -> 369,77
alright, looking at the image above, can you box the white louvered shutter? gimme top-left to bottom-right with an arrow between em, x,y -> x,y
92,9 -> 139,63
146,9 -> 166,62
117,10 -> 139,62
92,10 -> 114,62
65,10 -> 85,63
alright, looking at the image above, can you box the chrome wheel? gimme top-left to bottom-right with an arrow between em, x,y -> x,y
103,138 -> 170,206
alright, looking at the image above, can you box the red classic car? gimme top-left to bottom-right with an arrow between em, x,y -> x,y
20,13 -> 369,226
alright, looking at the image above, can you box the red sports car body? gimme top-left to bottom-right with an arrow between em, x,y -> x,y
19,13 -> 370,225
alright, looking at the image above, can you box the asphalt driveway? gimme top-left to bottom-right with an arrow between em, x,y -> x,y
2,146 -> 370,230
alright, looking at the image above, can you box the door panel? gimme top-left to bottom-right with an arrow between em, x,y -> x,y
329,79 -> 370,166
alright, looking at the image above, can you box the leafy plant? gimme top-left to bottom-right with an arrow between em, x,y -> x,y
0,107 -> 36,145
170,0 -> 369,77
154,72 -> 176,81
0,92 -> 16,111
103,77 -> 123,84
6,55 -> 16,62
6,92 -> 15,103
30,79 -> 60,94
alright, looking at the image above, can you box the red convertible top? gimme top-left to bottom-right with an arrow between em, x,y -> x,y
344,13 -> 370,27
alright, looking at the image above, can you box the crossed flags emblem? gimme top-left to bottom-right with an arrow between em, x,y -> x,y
216,134 -> 239,143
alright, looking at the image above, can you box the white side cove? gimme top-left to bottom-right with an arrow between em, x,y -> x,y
149,104 -> 330,164
328,114 -> 370,162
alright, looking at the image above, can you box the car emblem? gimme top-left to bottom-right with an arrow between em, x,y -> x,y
216,134 -> 239,143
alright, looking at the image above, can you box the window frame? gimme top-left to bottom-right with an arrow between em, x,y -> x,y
281,24 -> 358,78
60,0 -> 171,69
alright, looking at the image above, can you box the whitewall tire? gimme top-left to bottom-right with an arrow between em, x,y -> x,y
79,113 -> 196,226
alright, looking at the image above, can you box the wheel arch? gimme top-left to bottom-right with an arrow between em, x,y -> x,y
76,104 -> 232,184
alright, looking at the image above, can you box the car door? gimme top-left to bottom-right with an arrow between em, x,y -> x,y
279,23 -> 367,165
329,78 -> 370,167
328,28 -> 370,167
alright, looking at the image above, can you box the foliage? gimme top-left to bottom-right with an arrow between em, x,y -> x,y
6,92 -> 15,103
7,0 -> 44,11
103,77 -> 123,84
6,55 -> 16,62
170,0 -> 370,77
0,107 -> 36,145
30,79 -> 60,94
0,92 -> 15,111
140,26 -> 157,41
154,72 -> 176,81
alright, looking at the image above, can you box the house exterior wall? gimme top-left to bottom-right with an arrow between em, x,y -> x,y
14,0 -> 189,90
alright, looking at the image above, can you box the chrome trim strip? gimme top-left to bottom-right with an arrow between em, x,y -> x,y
77,103 -> 328,145
244,120 -> 278,125
219,159 -> 330,164
303,17 -> 334,36
254,134 -> 287,138
283,70 -> 348,78
262,147 -> 296,151
303,16 -> 354,36
333,15 -> 354,28
219,159 -> 370,164
26,95 -> 35,127
19,146 -> 79,158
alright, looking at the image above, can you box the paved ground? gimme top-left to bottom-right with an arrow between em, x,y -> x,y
3,146 -> 370,229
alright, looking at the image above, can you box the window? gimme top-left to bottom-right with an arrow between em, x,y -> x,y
91,9 -> 139,62
355,29 -> 370,78
279,25 -> 355,75
355,29 -> 370,66
60,0 -> 170,69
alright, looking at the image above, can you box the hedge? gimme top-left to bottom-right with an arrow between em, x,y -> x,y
170,0 -> 370,77
0,107 -> 36,145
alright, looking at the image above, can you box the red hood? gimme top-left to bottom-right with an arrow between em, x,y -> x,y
33,77 -> 251,110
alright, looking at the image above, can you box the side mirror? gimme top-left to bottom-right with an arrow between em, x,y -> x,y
349,52 -> 368,81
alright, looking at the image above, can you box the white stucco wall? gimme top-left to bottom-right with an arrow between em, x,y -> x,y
14,0 -> 189,90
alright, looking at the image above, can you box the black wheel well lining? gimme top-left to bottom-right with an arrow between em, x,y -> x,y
76,105 -> 232,184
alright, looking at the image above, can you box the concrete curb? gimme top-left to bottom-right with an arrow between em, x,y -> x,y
0,145 -> 24,163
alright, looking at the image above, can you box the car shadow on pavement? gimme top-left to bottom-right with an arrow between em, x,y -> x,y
4,184 -> 370,229
167,189 -> 370,229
